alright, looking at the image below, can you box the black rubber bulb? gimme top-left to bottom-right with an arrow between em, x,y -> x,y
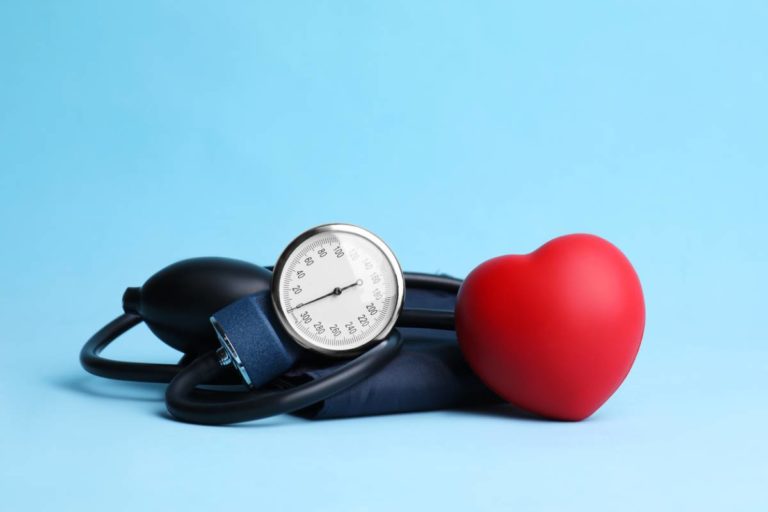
122,257 -> 272,356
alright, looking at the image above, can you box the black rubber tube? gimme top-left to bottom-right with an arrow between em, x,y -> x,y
402,272 -> 462,293
79,313 -> 183,382
397,308 -> 455,330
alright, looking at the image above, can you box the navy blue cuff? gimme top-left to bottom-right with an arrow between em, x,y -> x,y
287,329 -> 501,419
211,291 -> 301,388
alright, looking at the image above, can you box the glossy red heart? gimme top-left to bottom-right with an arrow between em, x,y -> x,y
456,234 -> 645,420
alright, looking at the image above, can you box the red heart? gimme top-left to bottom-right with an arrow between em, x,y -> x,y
456,234 -> 645,420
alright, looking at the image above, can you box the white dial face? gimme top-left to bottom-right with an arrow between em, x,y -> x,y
273,226 -> 403,353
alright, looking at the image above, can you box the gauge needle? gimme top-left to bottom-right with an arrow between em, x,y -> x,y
288,279 -> 363,312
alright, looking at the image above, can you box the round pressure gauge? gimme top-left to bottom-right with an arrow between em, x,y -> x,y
271,224 -> 405,356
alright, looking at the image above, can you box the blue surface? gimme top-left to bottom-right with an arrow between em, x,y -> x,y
1,1 -> 766,510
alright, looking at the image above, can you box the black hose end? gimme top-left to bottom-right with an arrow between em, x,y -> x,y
122,287 -> 141,314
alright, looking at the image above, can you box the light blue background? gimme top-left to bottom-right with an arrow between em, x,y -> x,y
1,1 -> 766,510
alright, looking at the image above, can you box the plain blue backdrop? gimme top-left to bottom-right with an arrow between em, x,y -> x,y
1,1 -> 766,510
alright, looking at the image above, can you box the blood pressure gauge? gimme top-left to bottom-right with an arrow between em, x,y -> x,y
272,224 -> 405,356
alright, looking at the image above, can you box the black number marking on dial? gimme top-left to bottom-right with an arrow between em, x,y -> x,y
301,311 -> 312,324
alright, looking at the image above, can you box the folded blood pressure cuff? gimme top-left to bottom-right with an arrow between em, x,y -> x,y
282,284 -> 501,419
